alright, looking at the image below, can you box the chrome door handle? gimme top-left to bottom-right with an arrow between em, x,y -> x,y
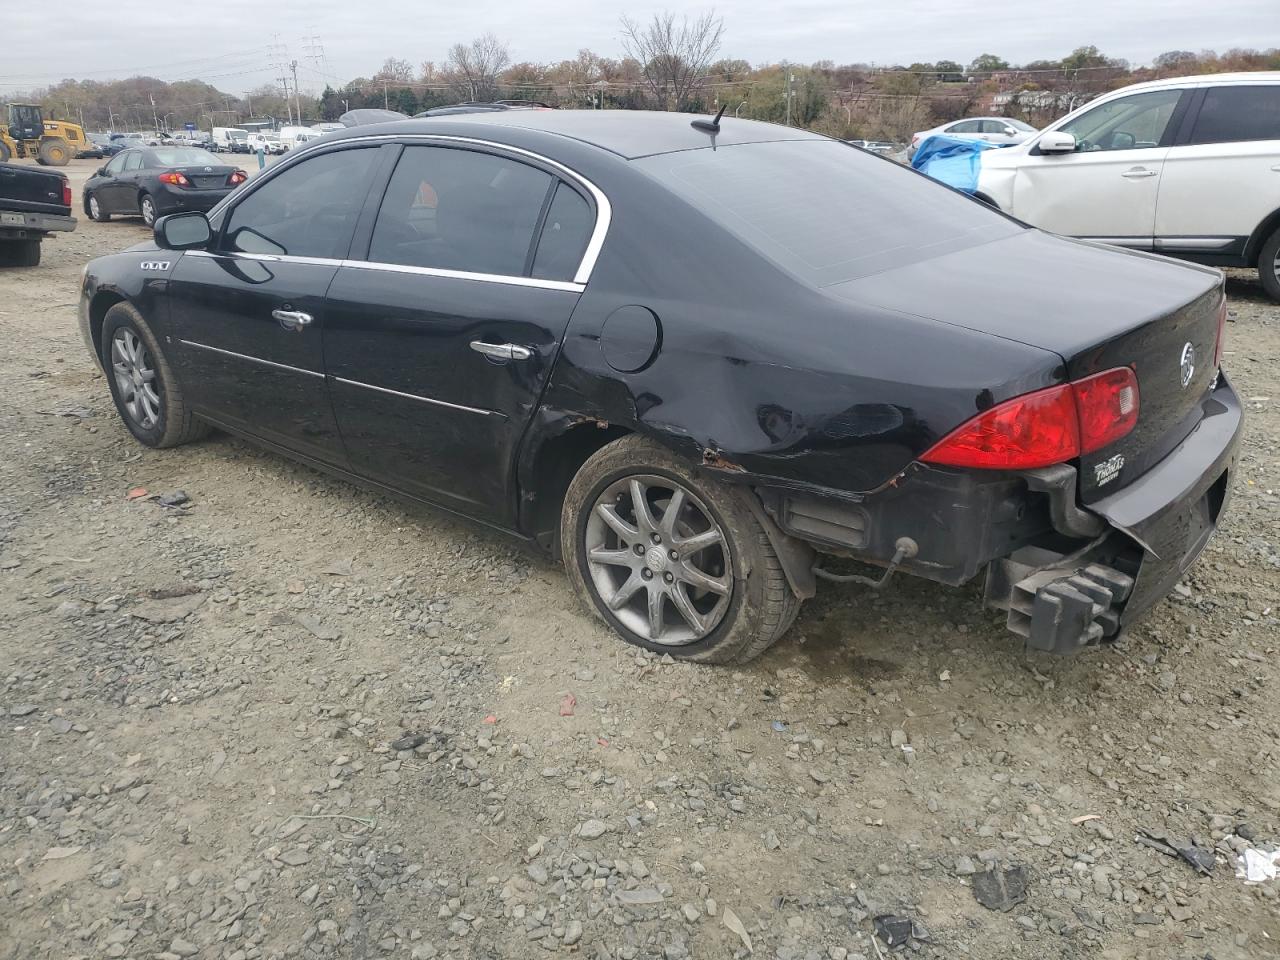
272,308 -> 313,331
470,341 -> 532,361
1121,168 -> 1157,179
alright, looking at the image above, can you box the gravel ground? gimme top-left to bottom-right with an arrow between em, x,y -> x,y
2,160 -> 1279,960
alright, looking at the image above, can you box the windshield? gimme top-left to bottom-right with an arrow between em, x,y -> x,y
636,139 -> 1021,287
147,147 -> 222,166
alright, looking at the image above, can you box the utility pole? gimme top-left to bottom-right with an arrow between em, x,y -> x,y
291,60 -> 302,123
383,79 -> 390,110
149,92 -> 159,133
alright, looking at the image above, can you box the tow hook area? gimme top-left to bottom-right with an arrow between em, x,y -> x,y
985,546 -> 1135,654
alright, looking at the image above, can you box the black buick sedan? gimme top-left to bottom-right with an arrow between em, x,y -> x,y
77,111 -> 1240,663
83,146 -> 247,227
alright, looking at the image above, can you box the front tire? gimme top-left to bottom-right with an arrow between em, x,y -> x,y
87,193 -> 110,222
1259,227 -> 1280,302
100,302 -> 209,448
37,137 -> 71,166
139,193 -> 157,227
560,436 -> 800,664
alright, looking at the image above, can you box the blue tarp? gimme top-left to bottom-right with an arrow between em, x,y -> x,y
910,135 -> 1013,194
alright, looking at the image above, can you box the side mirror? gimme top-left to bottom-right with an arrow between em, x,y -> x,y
1039,131 -> 1077,153
155,212 -> 211,251
96,167 -> 107,177
1003,126 -> 1017,136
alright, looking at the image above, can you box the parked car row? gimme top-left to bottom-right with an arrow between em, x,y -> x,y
76,108 -> 1240,664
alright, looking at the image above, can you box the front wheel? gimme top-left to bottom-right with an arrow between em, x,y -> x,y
100,302 -> 209,447
139,194 -> 157,227
87,193 -> 110,222
560,436 -> 800,664
1259,227 -> 1280,302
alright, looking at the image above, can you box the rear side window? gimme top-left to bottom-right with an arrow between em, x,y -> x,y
223,147 -> 377,259
637,140 -> 1021,287
531,183 -> 593,281
1189,86 -> 1280,145
369,145 -> 552,277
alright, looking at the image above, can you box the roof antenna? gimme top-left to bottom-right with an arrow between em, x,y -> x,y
691,103 -> 728,134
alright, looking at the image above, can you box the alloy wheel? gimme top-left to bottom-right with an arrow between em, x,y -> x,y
584,474 -> 732,645
89,195 -> 101,220
1273,247 -> 1280,286
140,196 -> 155,226
110,327 -> 161,429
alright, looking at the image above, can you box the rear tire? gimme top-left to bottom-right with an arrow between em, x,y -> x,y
0,239 -> 40,267
139,194 -> 157,227
37,137 -> 70,166
100,302 -> 209,448
560,435 -> 801,664
1259,227 -> 1280,302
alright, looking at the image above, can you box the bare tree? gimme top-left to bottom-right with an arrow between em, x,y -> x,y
374,57 -> 415,83
619,10 -> 724,110
446,33 -> 512,101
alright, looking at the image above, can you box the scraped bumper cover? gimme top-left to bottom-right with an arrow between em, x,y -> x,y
987,373 -> 1241,653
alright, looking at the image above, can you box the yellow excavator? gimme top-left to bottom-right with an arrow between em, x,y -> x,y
0,103 -> 87,166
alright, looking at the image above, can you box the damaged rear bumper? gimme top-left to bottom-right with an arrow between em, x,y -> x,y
985,373 -> 1241,653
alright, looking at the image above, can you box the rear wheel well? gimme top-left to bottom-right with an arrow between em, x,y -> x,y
1246,207 -> 1280,265
525,421 -> 632,555
88,291 -> 127,363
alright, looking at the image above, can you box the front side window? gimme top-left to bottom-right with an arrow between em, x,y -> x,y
222,147 -> 377,259
123,152 -> 144,171
1189,85 -> 1280,145
104,154 -> 127,175
981,119 -> 1013,134
948,120 -> 982,134
368,145 -> 553,276
1057,89 -> 1183,152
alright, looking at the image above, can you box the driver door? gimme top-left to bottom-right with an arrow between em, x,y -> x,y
165,144 -> 388,465
1011,89 -> 1188,244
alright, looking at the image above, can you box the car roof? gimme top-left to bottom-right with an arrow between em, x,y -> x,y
324,109 -> 825,160
1109,71 -> 1280,94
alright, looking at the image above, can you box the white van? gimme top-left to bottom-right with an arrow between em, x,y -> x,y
277,125 -> 324,150
973,72 -> 1280,299
211,127 -> 249,154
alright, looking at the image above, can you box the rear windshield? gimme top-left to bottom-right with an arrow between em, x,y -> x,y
148,147 -> 221,167
635,139 -> 1022,286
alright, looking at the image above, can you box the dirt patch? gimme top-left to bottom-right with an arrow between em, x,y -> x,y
1,160 -> 1279,960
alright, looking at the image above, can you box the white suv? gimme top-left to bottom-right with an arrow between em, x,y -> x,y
974,73 -> 1280,299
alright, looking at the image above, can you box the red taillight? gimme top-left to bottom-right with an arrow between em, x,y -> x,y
61,181 -> 72,206
1073,366 -> 1139,454
158,171 -> 190,186
922,383 -> 1080,469
229,170 -> 247,185
921,366 -> 1141,470
1213,295 -> 1227,370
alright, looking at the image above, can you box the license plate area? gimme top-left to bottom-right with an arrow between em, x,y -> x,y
0,212 -> 24,226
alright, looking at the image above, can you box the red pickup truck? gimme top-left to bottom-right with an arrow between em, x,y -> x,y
0,162 -> 76,266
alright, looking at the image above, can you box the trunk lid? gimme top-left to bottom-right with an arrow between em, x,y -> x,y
0,163 -> 70,217
174,165 -> 238,190
827,229 -> 1224,501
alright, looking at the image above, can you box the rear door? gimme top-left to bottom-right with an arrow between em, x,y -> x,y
1012,88 -> 1187,244
1155,83 -> 1280,257
323,141 -> 598,524
165,144 -> 385,464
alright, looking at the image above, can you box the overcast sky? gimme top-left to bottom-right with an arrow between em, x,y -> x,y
3,0 -> 1277,94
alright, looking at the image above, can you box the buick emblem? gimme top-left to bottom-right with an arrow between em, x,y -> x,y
1179,342 -> 1196,388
